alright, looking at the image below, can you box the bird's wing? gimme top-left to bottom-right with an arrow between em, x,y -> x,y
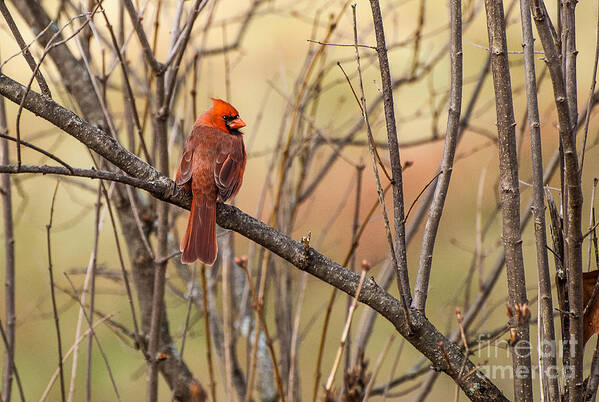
214,138 -> 246,202
175,127 -> 202,185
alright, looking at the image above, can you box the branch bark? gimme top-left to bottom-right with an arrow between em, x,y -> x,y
518,0 -> 559,399
412,0 -> 463,312
0,0 -> 51,97
0,87 -> 15,402
531,2 -> 585,399
484,0 -> 533,399
368,0 -> 412,304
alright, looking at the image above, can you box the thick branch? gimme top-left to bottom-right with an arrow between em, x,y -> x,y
484,0 -> 533,399
531,2 -> 584,399
0,73 -> 506,402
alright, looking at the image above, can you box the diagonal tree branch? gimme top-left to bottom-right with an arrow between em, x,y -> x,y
0,72 -> 507,402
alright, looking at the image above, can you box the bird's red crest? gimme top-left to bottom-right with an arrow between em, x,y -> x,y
210,98 -> 239,116
197,98 -> 241,132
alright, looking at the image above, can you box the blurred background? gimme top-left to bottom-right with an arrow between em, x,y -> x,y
0,0 -> 599,400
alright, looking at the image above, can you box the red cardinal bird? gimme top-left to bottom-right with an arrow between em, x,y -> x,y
176,98 -> 246,265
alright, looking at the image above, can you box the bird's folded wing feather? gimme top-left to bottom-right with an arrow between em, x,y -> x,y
215,149 -> 244,201
175,148 -> 193,185
176,127 -> 204,185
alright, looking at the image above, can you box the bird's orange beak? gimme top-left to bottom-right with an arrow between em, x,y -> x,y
229,117 -> 246,130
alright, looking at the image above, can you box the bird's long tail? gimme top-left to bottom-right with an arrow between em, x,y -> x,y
180,197 -> 217,265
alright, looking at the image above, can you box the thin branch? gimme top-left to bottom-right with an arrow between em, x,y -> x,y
363,334 -> 396,401
98,181 -> 144,357
121,0 -> 163,73
14,8 -> 100,168
306,39 -> 377,50
0,133 -> 73,172
412,0 -> 462,312
46,180 -> 66,402
86,184 -> 102,402
0,317 -> 24,402
200,265 -> 217,402
179,265 -> 196,358
323,267 -> 368,392
40,313 -> 115,402
63,274 -> 121,401
346,6 -> 411,330
519,0 -> 559,398
0,164 -> 160,190
579,0 -> 599,174
0,0 -> 51,97
0,73 -> 16,402
368,0 -> 412,305
98,5 -> 152,163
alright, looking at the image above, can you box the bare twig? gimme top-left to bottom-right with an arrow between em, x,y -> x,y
46,180 -> 66,402
63,274 -> 121,401
579,0 -> 599,175
222,251 -> 235,395
200,265 -> 217,402
40,313 -> 114,402
121,0 -> 163,73
306,39 -> 377,50
98,181 -> 144,356
0,133 -> 73,172
345,5 -> 411,328
0,71 -> 16,402
14,7 -> 101,168
0,0 -> 51,97
363,334 -> 396,401
240,253 -> 285,402
323,267 -> 368,393
86,184 -> 102,402
98,5 -> 152,163
179,265 -> 196,357
0,317 -> 24,402
518,0 -> 559,398
531,1 -> 585,398
484,0 -> 533,398
368,0 -> 412,304
412,0 -> 462,311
